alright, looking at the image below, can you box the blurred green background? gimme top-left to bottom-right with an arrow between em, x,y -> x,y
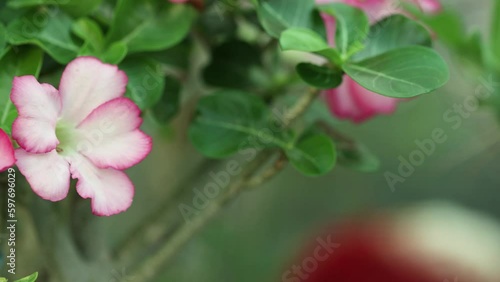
99,0 -> 500,281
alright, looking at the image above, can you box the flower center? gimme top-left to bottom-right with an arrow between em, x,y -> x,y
55,121 -> 80,156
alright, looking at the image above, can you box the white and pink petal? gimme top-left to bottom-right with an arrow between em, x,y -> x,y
15,150 -> 70,201
76,98 -> 152,170
59,57 -> 128,125
68,154 -> 134,216
10,76 -> 61,153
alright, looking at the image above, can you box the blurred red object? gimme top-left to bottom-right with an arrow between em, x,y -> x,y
283,202 -> 500,282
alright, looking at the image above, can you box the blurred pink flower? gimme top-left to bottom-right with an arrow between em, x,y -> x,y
11,57 -> 152,216
0,129 -> 15,172
318,0 -> 441,123
288,202 -> 500,282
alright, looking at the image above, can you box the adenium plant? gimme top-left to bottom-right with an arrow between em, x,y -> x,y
0,0 -> 498,281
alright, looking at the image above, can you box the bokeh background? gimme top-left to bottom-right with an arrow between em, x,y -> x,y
114,0 -> 500,280
8,0 -> 498,281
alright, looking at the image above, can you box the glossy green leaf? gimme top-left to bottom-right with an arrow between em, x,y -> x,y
279,27 -> 341,64
286,134 -> 336,176
203,40 -> 262,89
256,0 -> 316,37
152,76 -> 181,124
296,63 -> 343,89
0,47 -> 43,134
344,46 -> 449,98
318,3 -> 369,59
14,272 -> 38,282
72,18 -> 105,53
7,0 -> 102,17
279,28 -> 329,52
6,9 -> 79,63
354,15 -> 431,61
189,90 -> 293,158
102,41 -> 128,64
107,0 -> 196,54
120,57 -> 166,110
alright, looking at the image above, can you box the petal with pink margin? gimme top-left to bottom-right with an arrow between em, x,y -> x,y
325,76 -> 399,123
76,98 -> 152,170
11,76 -> 61,153
59,57 -> 128,125
68,154 -> 134,216
0,129 -> 15,171
15,149 -> 70,201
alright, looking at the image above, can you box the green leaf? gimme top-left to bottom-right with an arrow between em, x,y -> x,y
279,28 -> 329,52
72,18 -> 105,53
344,46 -> 449,98
354,15 -> 431,61
286,134 -> 336,176
408,8 -> 463,48
120,57 -> 166,110
203,40 -> 262,89
146,40 -> 191,69
107,0 -> 196,54
0,47 -> 43,134
0,23 -> 8,60
101,41 -> 128,64
491,0 -> 500,65
14,272 -> 38,282
296,63 -> 343,89
189,90 -> 293,158
318,3 -> 369,60
7,0 -> 102,17
256,0 -> 316,38
279,27 -> 341,64
6,8 -> 79,63
152,76 -> 181,124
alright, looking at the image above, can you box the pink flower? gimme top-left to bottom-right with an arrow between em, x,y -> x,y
318,0 -> 441,123
11,57 -> 152,216
0,129 -> 15,172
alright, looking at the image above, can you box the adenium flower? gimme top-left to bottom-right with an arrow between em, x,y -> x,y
0,129 -> 15,172
318,0 -> 441,123
287,202 -> 500,282
11,57 -> 152,216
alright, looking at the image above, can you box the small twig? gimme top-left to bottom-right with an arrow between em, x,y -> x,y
114,159 -> 218,266
245,152 -> 287,188
283,88 -> 320,127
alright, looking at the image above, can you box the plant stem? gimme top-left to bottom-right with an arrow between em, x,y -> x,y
114,159 -> 218,266
246,152 -> 287,187
128,153 -> 271,281
127,88 -> 320,281
283,88 -> 320,127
